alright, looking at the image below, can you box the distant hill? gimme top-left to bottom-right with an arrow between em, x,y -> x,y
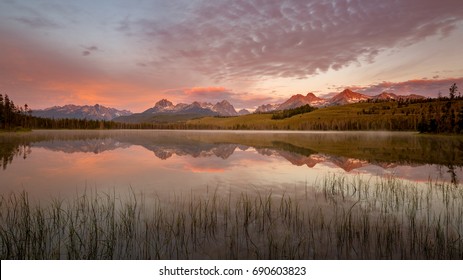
32,104 -> 132,120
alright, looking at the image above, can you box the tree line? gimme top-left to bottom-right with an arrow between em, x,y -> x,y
416,83 -> 463,133
0,93 -> 182,130
271,104 -> 317,120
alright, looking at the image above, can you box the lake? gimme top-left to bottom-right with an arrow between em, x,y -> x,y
1,130 -> 463,259
1,130 -> 462,198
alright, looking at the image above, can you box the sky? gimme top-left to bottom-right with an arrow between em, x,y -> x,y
1,0 -> 463,112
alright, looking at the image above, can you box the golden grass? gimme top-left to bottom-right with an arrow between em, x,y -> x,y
188,100 -> 463,131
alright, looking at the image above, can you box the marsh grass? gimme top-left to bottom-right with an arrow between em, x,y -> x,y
0,176 -> 462,259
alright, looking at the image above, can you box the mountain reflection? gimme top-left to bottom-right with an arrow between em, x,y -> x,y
1,131 -> 462,179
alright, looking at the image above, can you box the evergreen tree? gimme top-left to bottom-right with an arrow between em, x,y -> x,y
449,83 -> 458,100
457,107 -> 463,133
0,94 -> 4,128
3,94 -> 11,129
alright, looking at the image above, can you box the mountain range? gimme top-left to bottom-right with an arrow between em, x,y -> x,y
32,104 -> 132,121
255,89 -> 425,112
32,89 -> 426,121
113,99 -> 244,123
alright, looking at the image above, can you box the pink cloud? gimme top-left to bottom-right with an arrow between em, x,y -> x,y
352,77 -> 463,97
134,0 -> 463,81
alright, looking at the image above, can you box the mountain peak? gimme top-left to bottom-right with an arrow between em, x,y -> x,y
212,100 -> 237,116
277,92 -> 325,110
306,92 -> 317,98
155,99 -> 174,108
238,109 -> 250,115
255,104 -> 279,113
374,92 -> 398,100
217,100 -> 232,105
329,89 -> 369,105
339,89 -> 355,95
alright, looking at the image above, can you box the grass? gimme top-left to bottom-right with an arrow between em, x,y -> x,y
0,175 -> 462,259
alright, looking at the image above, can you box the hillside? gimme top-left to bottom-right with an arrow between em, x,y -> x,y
187,99 -> 463,133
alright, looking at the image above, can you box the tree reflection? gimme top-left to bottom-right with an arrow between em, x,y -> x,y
0,142 -> 31,170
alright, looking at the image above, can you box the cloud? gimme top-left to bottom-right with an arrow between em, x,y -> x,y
3,0 -> 463,113
14,16 -> 59,29
0,28 -> 157,111
134,0 -> 463,81
348,77 -> 463,97
81,45 -> 100,56
185,87 -> 229,99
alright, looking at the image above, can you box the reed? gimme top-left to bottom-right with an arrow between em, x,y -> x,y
0,175 -> 462,259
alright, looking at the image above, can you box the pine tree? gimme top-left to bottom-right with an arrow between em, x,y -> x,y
0,94 -> 4,128
449,83 -> 458,100
3,94 -> 11,129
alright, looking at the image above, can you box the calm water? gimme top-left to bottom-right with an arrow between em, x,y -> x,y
1,130 -> 462,199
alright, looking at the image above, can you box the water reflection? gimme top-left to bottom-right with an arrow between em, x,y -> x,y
2,131 -> 463,166
1,130 -> 462,194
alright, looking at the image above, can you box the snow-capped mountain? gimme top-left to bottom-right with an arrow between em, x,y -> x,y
255,104 -> 280,113
182,102 -> 219,115
32,104 -> 132,121
141,99 -> 239,116
114,99 -> 238,123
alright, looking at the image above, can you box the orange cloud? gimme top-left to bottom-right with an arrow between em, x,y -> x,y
37,80 -> 158,111
185,87 -> 227,94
